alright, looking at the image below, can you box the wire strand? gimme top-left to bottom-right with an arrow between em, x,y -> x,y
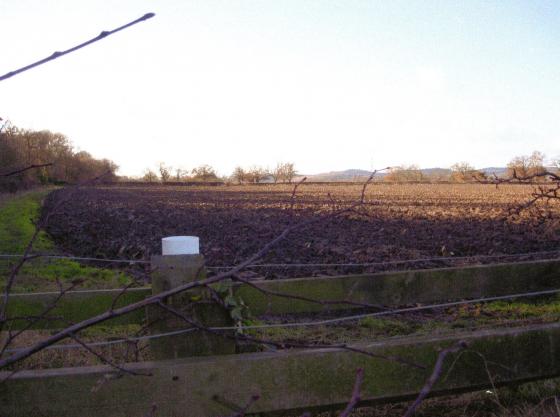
4,287 -> 559,354
1,249 -> 558,269
2,327 -> 197,353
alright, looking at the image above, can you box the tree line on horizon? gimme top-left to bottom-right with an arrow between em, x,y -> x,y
137,151 -> 556,185
377,151 -> 557,183
0,123 -> 118,192
2,123 -> 557,192
135,162 -> 297,184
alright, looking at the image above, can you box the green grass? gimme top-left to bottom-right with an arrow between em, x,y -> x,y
0,190 -> 53,253
0,190 -> 132,292
358,316 -> 416,335
483,300 -> 560,318
245,301 -> 560,348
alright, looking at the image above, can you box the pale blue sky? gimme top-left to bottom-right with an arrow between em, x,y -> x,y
1,0 -> 559,176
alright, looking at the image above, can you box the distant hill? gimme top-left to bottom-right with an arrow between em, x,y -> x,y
480,167 -> 508,176
304,169 -> 374,182
420,168 -> 452,179
301,167 -> 509,182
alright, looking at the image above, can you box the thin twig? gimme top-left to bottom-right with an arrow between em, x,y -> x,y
290,176 -> 307,211
402,341 -> 467,417
359,167 -> 390,204
67,332 -> 152,377
223,394 -> 260,417
156,301 -> 425,370
232,273 -> 387,311
338,368 -> 364,417
110,281 -> 138,312
0,13 -> 155,82
0,163 -> 53,177
0,278 -> 81,355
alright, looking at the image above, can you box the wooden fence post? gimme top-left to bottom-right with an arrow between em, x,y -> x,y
148,236 -> 235,359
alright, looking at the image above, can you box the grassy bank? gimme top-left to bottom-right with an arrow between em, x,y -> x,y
0,190 -> 131,292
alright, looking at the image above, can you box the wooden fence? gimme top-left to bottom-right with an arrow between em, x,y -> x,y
2,258 -> 560,416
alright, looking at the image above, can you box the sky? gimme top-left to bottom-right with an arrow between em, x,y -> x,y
1,0 -> 559,177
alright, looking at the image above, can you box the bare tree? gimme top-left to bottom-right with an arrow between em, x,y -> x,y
231,166 -> 247,184
142,168 -> 158,182
384,165 -> 423,182
174,167 -> 188,181
0,124 -> 118,191
158,163 -> 172,182
274,162 -> 297,183
450,162 -> 486,182
283,162 -> 296,183
246,165 -> 269,183
507,151 -> 546,180
191,164 -> 218,181
271,163 -> 283,184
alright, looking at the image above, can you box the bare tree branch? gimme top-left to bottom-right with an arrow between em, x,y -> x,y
402,341 -> 467,417
360,167 -> 390,204
155,301 -> 425,370
290,176 -> 307,211
67,332 -> 152,377
0,13 -> 155,82
222,394 -> 260,417
0,278 -> 81,355
339,368 -> 364,417
231,273 -> 387,311
0,163 -> 53,177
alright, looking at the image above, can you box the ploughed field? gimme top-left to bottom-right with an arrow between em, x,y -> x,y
43,183 -> 560,278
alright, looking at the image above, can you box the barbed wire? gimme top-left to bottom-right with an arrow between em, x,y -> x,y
4,287 -> 558,354
1,248 -> 558,269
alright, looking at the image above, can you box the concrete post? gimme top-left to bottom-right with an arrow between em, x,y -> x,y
148,236 -> 235,359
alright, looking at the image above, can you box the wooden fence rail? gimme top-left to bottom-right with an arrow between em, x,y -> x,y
3,254 -> 560,416
2,322 -> 559,417
6,259 -> 560,330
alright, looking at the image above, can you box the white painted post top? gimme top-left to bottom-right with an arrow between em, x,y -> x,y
162,236 -> 200,255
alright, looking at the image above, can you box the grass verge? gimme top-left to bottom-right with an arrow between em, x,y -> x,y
0,190 -> 131,292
